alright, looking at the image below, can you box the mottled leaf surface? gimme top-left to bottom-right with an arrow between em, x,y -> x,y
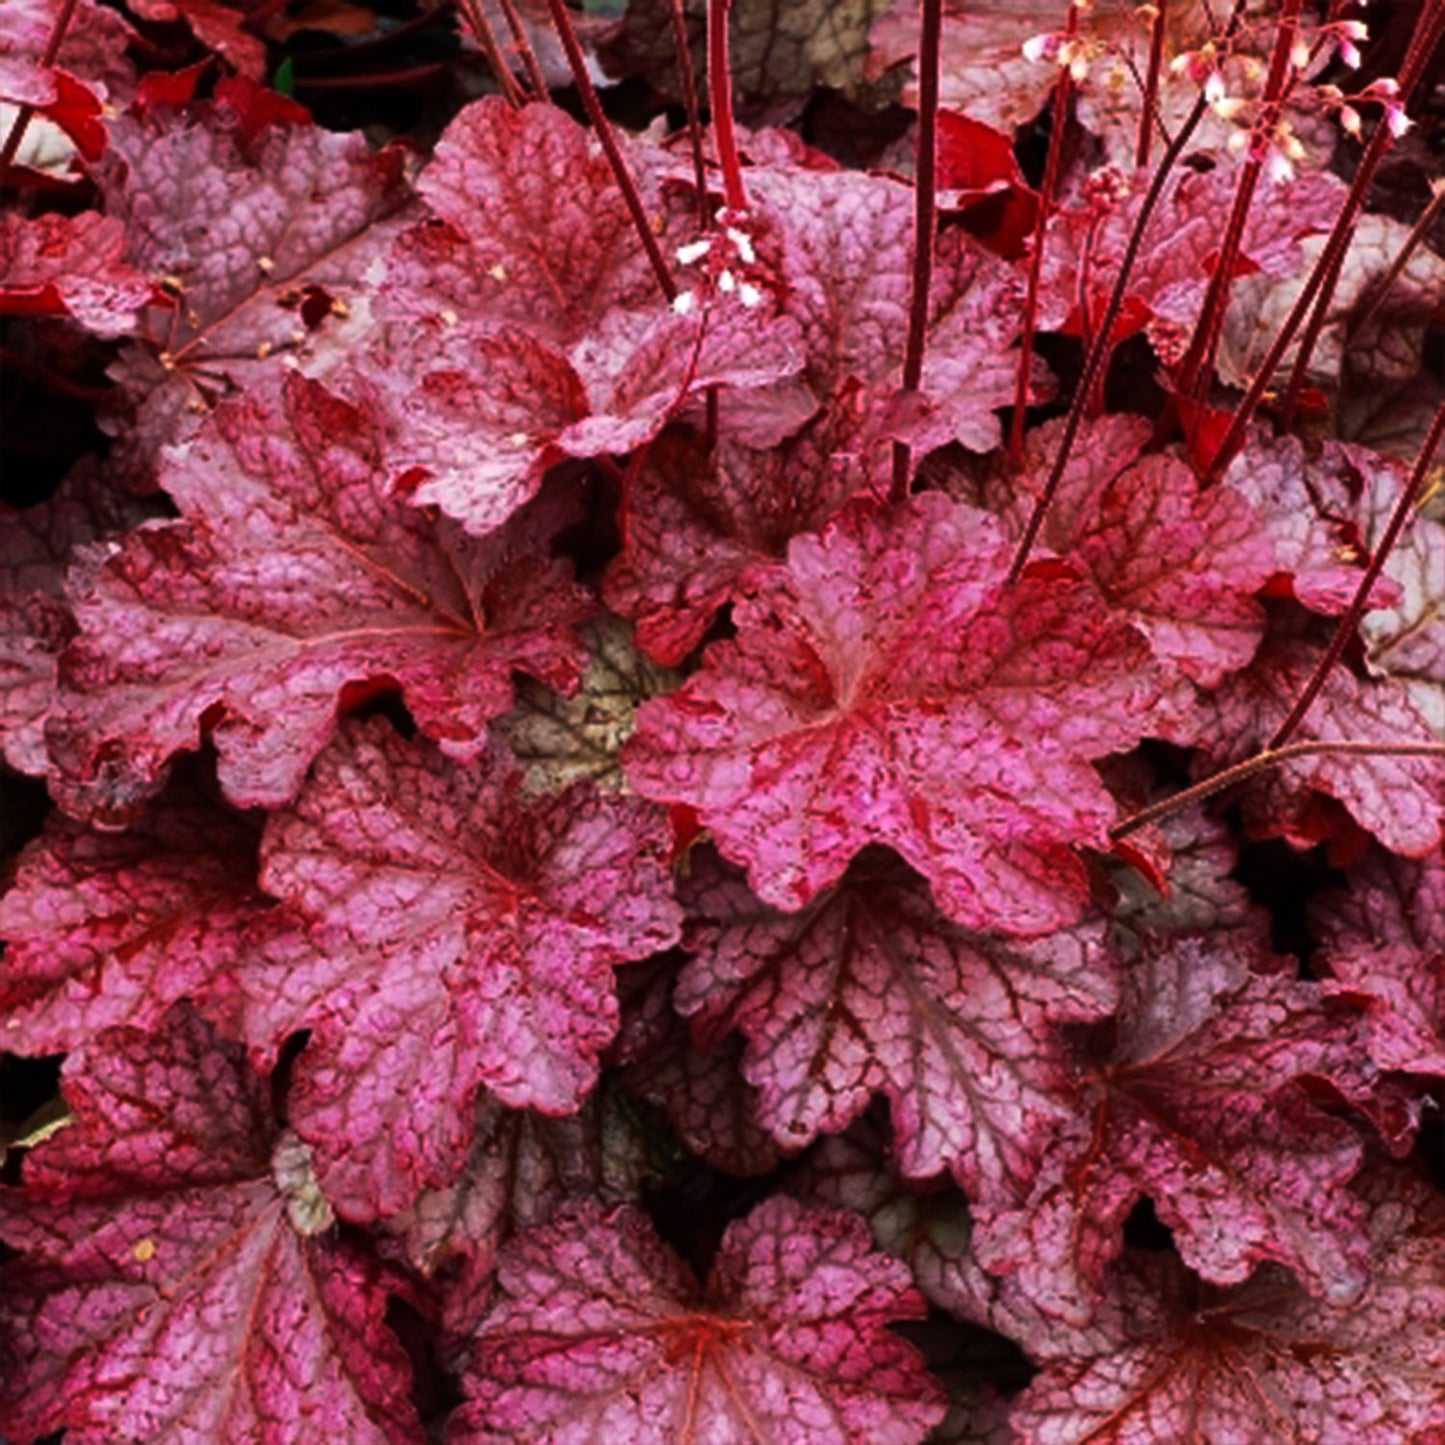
450,1197 -> 945,1443
0,1008 -> 422,1445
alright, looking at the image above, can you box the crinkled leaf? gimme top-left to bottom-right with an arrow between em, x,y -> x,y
605,382 -> 898,665
0,1006 -> 422,1445
0,212 -> 151,336
254,718 -> 681,1216
0,783 -> 260,1053
357,300 -> 803,537
747,166 -> 1025,447
49,371 -> 593,820
611,951 -> 784,1177
0,0 -> 136,107
1191,627 -> 1444,858
97,85 -> 414,476
396,96 -> 668,343
1009,1164 -> 1445,1443
973,416 -> 1275,687
974,928 -> 1372,1321
1314,846 -> 1445,1075
450,1196 -> 945,1443
678,846 -> 1117,1201
625,492 -> 1168,934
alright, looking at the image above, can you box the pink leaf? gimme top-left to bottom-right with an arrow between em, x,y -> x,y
1009,1164 -> 1445,1443
0,212 -> 151,336
625,493 -> 1169,934
449,1196 -> 945,1443
974,926 -> 1373,1321
48,371 -> 593,819
1314,845 -> 1445,1075
0,1006 -> 422,1445
0,783 -> 260,1052
677,847 -> 1117,1201
253,718 -> 681,1215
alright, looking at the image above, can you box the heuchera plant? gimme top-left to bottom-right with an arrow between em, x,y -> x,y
3,0 -> 1445,1439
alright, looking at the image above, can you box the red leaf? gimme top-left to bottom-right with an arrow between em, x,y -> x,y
677,847 -> 1117,1201
748,166 -> 1026,449
605,383 -> 897,665
389,97 -> 670,344
0,784 -> 260,1053
0,1006 -> 423,1444
48,372 -> 593,819
974,924 -> 1373,1322
449,1196 -> 946,1443
625,493 -> 1169,934
1009,1164 -> 1445,1443
1314,846 -> 1445,1076
96,90 -> 413,479
1192,628 -> 1444,858
975,416 -> 1277,687
252,718 -> 682,1215
0,212 -> 151,335
126,1 -> 269,79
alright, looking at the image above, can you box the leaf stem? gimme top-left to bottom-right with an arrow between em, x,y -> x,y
1203,0 -> 1445,479
1135,0 -> 1167,169
1110,739 -> 1445,839
889,0 -> 943,504
455,0 -> 527,107
668,0 -> 711,227
1266,390 -> 1445,750
1009,4 -> 1078,463
494,0 -> 551,100
1277,0 -> 1445,421
708,0 -> 747,212
1173,0 -> 1303,411
544,0 -> 678,303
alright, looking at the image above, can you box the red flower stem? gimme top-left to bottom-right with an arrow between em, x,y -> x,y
889,0 -> 943,504
0,0 -> 79,171
1347,177 -> 1445,340
544,0 -> 677,303
1110,739 -> 1445,839
1135,0 -> 1167,169
1266,391 -> 1445,751
294,64 -> 450,90
495,0 -> 551,100
708,0 -> 747,212
1009,5 -> 1078,463
1006,91 -> 1214,581
1278,0 -> 1445,421
1202,0 -> 1445,482
667,0 -> 711,227
1173,0 -> 1303,411
455,0 -> 527,107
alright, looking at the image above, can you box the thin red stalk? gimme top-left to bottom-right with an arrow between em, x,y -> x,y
294,64 -> 450,90
0,348 -> 113,403
1203,0 -> 1445,480
889,0 -> 944,504
667,0 -> 710,227
1266,392 -> 1445,751
1110,739 -> 1445,838
1347,179 -> 1445,341
1174,0 -> 1303,410
1135,0 -> 1168,168
1009,6 -> 1078,463
455,0 -> 527,107
708,0 -> 747,212
0,0 -> 80,171
544,0 -> 677,303
1279,0 -> 1445,420
1006,93 -> 1213,581
494,0 -> 551,101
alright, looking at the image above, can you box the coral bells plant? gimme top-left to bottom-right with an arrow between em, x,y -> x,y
4,0 -> 1445,1438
